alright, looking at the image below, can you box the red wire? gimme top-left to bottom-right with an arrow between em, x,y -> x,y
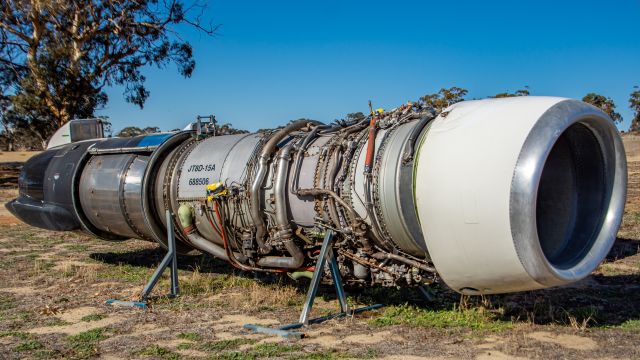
213,200 -> 305,274
205,202 -> 223,238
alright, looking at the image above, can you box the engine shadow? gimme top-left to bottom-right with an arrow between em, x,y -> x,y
91,247 -> 226,273
353,274 -> 640,328
495,273 -> 640,327
606,237 -> 640,261
89,247 -> 300,287
351,236 -> 640,327
90,237 -> 640,327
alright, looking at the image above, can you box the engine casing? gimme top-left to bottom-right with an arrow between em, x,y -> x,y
6,97 -> 627,294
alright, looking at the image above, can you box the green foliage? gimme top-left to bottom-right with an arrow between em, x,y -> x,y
16,340 -> 44,351
582,93 -> 623,123
209,342 -> 303,360
620,319 -> 640,331
492,86 -> 530,98
334,111 -> 366,126
68,328 -> 109,343
177,331 -> 202,342
369,303 -> 511,331
292,349 -> 379,360
80,313 -> 105,322
630,86 -> 640,132
176,342 -> 192,350
98,263 -> 151,283
420,87 -> 468,112
33,349 -> 57,359
136,345 -> 180,360
212,352 -> 256,360
115,126 -> 160,137
0,296 -> 15,311
67,328 -> 109,359
0,1 -> 214,144
44,317 -> 71,326
0,331 -> 30,339
199,338 -> 256,352
346,112 -> 366,122
251,343 -> 303,357
217,123 -> 250,135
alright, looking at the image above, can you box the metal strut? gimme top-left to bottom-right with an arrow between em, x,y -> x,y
244,230 -> 384,339
105,210 -> 180,309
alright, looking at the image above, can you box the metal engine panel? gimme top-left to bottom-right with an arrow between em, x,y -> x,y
79,154 -> 153,240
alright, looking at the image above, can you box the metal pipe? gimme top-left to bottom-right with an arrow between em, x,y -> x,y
290,125 -> 324,194
256,236 -> 305,268
325,147 -> 343,228
250,120 -> 317,253
213,200 -> 285,273
372,252 -> 436,273
296,188 -> 358,221
259,144 -> 306,269
88,146 -> 158,155
177,203 -> 247,263
274,143 -> 294,238
187,232 -> 231,261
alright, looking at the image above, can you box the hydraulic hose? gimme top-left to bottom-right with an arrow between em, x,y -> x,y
213,200 -> 285,273
177,203 -> 247,263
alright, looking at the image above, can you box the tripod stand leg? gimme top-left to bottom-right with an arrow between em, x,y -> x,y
139,210 -> 179,302
299,230 -> 334,326
327,249 -> 349,314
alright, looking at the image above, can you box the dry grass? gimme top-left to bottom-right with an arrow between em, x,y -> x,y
0,151 -> 40,163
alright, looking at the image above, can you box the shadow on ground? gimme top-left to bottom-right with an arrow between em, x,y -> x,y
89,237 -> 640,328
0,163 -> 22,189
607,237 -> 640,260
91,247 -> 247,277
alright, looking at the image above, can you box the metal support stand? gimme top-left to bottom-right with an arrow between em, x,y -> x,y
244,230 -> 384,339
106,210 -> 180,309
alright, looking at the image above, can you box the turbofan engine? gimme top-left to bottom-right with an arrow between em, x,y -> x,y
7,97 -> 627,294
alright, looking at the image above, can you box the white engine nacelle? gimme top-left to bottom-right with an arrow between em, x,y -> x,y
416,97 -> 626,294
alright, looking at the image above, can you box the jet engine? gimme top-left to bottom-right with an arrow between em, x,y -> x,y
7,97 -> 627,294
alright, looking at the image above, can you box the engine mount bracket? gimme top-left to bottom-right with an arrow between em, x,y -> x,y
243,230 -> 384,339
105,210 -> 180,309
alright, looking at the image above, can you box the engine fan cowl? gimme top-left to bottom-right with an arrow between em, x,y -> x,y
414,97 -> 627,294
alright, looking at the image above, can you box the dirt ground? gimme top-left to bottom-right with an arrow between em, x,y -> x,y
0,138 -> 639,360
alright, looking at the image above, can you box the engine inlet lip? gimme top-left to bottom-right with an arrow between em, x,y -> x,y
509,99 -> 627,287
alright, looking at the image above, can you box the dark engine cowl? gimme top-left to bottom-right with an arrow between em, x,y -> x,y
6,142 -> 96,231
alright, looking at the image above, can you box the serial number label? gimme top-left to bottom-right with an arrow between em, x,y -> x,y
187,163 -> 216,172
188,177 -> 210,186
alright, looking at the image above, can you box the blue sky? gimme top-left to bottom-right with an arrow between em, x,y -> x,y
97,0 -> 640,133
